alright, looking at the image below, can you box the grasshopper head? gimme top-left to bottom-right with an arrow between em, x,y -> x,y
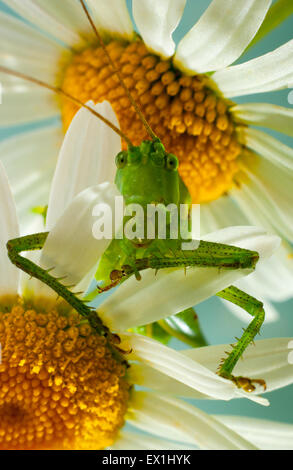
115,139 -> 180,208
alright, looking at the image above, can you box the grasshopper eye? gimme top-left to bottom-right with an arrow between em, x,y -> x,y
115,151 -> 128,169
166,154 -> 178,171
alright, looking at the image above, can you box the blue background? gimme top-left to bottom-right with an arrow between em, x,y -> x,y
0,0 -> 292,426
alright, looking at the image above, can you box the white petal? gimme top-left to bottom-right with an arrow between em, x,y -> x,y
129,360 -> 265,406
184,338 -> 293,394
175,0 -> 271,74
111,431 -> 194,450
0,125 -> 62,234
87,0 -> 133,40
200,193 -> 293,304
199,196 -> 248,236
0,82 -> 58,127
242,127 -> 293,171
99,227 -> 279,331
127,392 -> 258,450
201,226 -> 279,261
233,159 -> 293,241
216,416 -> 293,450
233,103 -> 293,138
213,39 -> 293,97
129,363 -> 211,399
231,241 -> 293,303
230,188 -> 276,238
40,183 -> 120,287
0,162 -> 20,296
0,10 -> 67,81
2,0 -> 84,47
46,101 -> 120,230
197,204 -> 221,235
31,0 -> 94,39
132,0 -> 186,58
122,333 -> 246,401
238,243 -> 293,303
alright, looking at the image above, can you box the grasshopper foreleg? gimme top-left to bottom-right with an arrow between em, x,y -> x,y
7,233 -> 107,336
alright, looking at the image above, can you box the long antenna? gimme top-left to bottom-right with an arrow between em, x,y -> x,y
79,0 -> 158,141
0,65 -> 133,147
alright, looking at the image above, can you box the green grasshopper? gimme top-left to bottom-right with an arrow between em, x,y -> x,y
0,1 -> 268,393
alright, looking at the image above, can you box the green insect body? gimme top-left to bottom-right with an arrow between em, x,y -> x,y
94,139 -> 203,347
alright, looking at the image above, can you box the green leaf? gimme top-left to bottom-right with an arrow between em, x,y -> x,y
131,323 -> 172,345
159,308 -> 208,348
247,0 -> 293,51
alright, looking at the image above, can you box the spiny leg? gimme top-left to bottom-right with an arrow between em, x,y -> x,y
114,240 -> 260,277
103,242 -> 259,349
7,233 -> 108,336
88,240 -> 259,304
216,286 -> 266,392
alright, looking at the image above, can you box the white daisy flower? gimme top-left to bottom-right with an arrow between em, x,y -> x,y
0,0 -> 292,323
0,101 -> 289,450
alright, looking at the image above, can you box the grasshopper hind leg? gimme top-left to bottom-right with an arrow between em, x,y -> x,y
216,286 -> 266,392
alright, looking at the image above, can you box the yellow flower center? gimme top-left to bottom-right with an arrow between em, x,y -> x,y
61,39 -> 243,203
0,299 -> 130,450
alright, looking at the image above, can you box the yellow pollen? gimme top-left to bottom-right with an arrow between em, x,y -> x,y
0,300 -> 130,450
61,40 -> 243,203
